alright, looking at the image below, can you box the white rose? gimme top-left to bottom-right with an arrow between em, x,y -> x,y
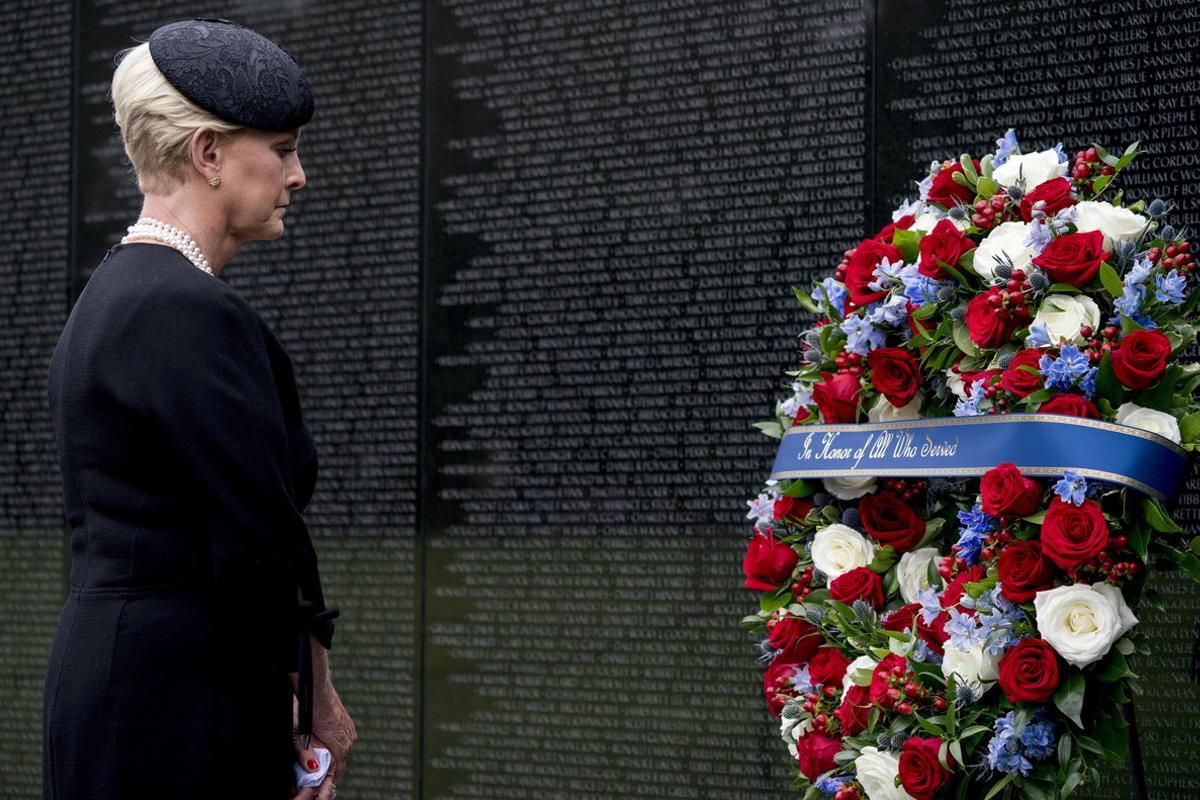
1032,294 -> 1100,344
1034,582 -> 1137,667
896,547 -> 939,604
941,641 -> 1000,693
824,476 -> 878,500
945,369 -> 968,400
868,392 -> 923,423
972,221 -> 1035,281
811,524 -> 875,579
913,210 -> 970,233
1115,402 -> 1182,444
842,655 -> 879,696
1073,200 -> 1148,250
1093,582 -> 1138,640
992,149 -> 1069,189
855,747 -> 917,800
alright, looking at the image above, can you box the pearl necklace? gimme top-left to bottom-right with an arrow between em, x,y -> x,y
121,216 -> 213,276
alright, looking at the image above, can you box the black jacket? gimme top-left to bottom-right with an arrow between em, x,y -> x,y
43,242 -> 330,799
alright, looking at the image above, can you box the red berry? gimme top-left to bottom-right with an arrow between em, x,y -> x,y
1179,241 -> 1191,254
933,696 -> 948,711
1100,165 -> 1115,176
897,701 -> 914,715
1073,163 -> 1090,180
803,701 -> 815,713
790,582 -> 805,596
1111,535 -> 1129,549
904,682 -> 920,696
1085,147 -> 1098,162
1167,245 -> 1178,258
814,713 -> 829,728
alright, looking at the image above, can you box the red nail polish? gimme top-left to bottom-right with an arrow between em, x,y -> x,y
307,758 -> 319,771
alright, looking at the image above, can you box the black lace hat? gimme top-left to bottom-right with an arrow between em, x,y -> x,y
148,18 -> 313,131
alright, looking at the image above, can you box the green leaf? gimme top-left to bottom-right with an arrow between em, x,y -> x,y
1119,314 -> 1145,334
1091,175 -> 1113,195
1116,638 -> 1136,656
1046,282 -> 1082,295
1128,523 -> 1149,561
893,228 -> 923,263
1054,672 -> 1085,727
1091,142 -> 1121,168
949,739 -> 964,768
984,773 -> 1016,800
792,286 -> 819,313
869,545 -> 899,574
1022,781 -> 1055,800
960,154 -> 979,182
952,321 -> 981,357
1094,354 -> 1123,409
976,176 -> 998,198
760,591 -> 791,613
952,171 -> 974,190
1021,509 -> 1047,525
1094,650 -> 1136,683
1143,497 -> 1183,533
752,421 -> 784,439
1180,412 -> 1200,444
782,479 -> 816,498
1135,364 -> 1181,408
1024,389 -> 1052,406
1057,734 -> 1072,767
1099,262 -> 1124,298
912,301 -> 939,320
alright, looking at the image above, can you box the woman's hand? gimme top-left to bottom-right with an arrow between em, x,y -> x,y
292,732 -> 338,800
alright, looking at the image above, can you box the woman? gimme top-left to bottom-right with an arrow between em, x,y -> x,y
43,19 -> 355,800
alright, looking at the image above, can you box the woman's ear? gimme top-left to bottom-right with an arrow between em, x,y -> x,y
189,128 -> 224,184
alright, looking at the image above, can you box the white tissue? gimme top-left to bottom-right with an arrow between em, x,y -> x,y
293,747 -> 332,789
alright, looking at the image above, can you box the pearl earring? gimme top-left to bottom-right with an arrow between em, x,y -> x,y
209,176 -> 221,187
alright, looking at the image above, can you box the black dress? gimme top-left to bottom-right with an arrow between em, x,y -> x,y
43,243 -> 334,800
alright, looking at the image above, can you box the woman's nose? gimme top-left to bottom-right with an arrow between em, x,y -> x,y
288,158 -> 307,191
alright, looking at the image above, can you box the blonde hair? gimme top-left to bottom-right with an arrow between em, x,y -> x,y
110,43 -> 242,194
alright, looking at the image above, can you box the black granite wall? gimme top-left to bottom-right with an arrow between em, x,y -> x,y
0,1 -> 1196,798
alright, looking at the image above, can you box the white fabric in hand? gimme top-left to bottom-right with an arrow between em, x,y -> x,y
293,747 -> 332,789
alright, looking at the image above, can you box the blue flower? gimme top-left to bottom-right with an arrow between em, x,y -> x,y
985,711 -> 1056,776
1155,269 -> 1187,304
1024,219 -> 1052,252
945,608 -> 985,649
893,199 -> 924,221
911,639 -> 944,665
812,277 -> 848,319
1054,471 -> 1087,506
898,264 -> 948,307
869,257 -> 905,293
1039,344 -> 1092,392
1127,256 -> 1155,285
1113,283 -> 1146,319
867,294 -> 911,327
953,527 -> 985,565
790,665 -> 815,693
917,173 -> 934,202
916,587 -> 943,625
1079,367 -> 1098,399
957,503 -> 997,535
1053,142 -> 1068,164
841,315 -> 887,355
817,777 -> 849,796
1026,320 -> 1051,348
993,129 -> 1020,167
953,382 -> 986,417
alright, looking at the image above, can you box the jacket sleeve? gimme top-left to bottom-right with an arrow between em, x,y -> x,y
133,281 -> 312,670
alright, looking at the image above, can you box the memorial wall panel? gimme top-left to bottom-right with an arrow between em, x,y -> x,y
424,0 -> 865,795
72,3 -> 423,797
874,0 -> 1200,794
0,2 -> 73,795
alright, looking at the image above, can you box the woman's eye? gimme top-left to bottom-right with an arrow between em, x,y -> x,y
278,148 -> 297,157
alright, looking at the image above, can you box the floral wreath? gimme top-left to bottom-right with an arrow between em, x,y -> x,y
741,130 -> 1200,800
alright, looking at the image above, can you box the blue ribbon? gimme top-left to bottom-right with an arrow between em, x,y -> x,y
770,414 -> 1190,501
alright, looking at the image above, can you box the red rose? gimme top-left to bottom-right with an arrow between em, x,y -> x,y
1038,393 -> 1099,419
980,462 -> 1043,517
1111,329 -> 1172,389
899,737 -> 954,800
1031,230 -> 1109,288
997,540 -> 1056,603
941,565 -> 985,608
836,684 -> 871,736
965,288 -> 1022,349
874,214 -> 916,244
918,218 -> 976,280
926,161 -> 978,208
859,492 -> 926,553
868,653 -> 909,706
1019,178 -> 1077,223
796,731 -> 842,781
997,637 -> 1061,703
999,348 -> 1046,398
867,347 -> 922,407
742,532 -> 798,591
1041,497 -> 1109,569
883,602 -> 921,633
845,239 -> 903,309
813,371 -> 861,424
830,567 -> 885,609
917,611 -> 949,654
766,615 -> 821,657
774,495 -> 815,523
809,647 -> 853,687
